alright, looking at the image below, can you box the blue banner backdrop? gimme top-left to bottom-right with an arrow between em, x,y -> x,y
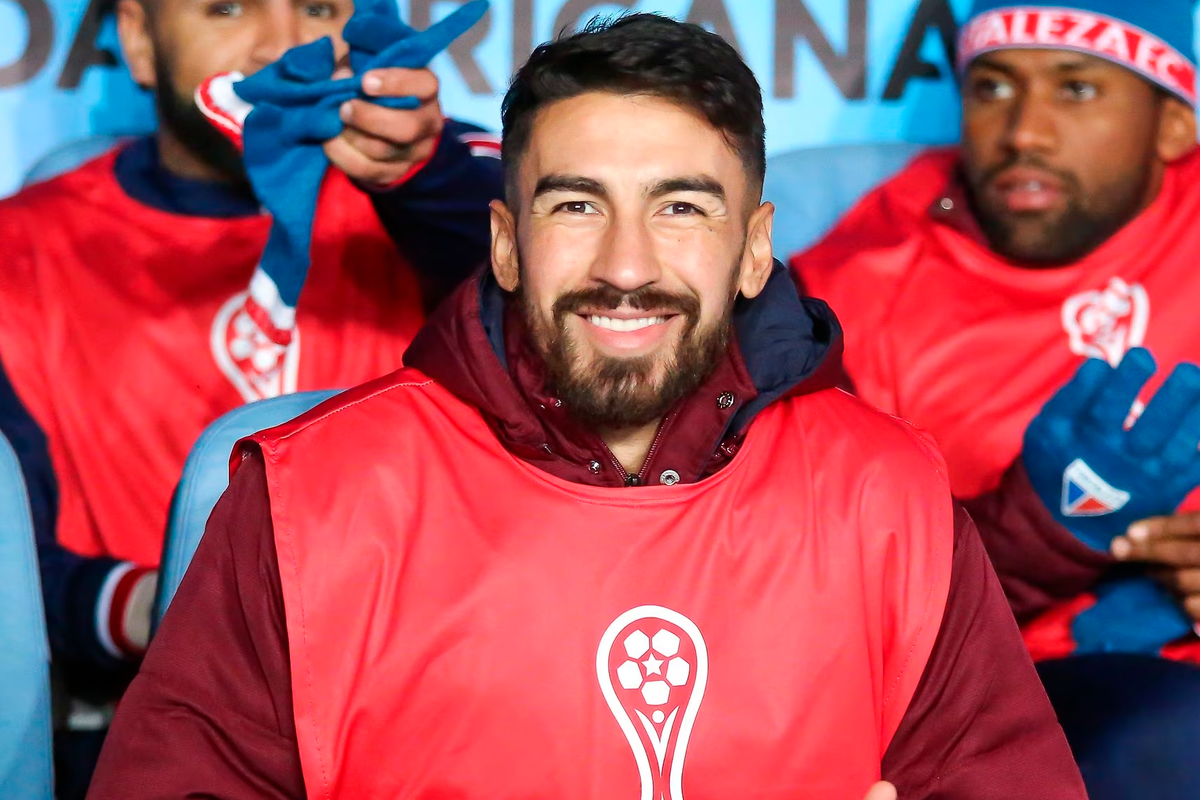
0,0 -> 978,198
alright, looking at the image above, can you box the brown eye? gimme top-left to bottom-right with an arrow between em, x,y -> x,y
303,2 -> 335,18
208,1 -> 243,17
1062,80 -> 1098,101
556,201 -> 598,215
969,76 -> 1015,102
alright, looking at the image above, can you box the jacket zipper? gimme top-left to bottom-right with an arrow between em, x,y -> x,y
607,411 -> 676,487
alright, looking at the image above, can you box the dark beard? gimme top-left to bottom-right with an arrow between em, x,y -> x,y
966,154 -> 1153,265
154,56 -> 252,188
522,280 -> 734,431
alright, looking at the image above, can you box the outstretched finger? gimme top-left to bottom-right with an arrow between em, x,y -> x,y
1160,402 -> 1200,470
360,68 -> 439,102
1114,535 -> 1200,567
1040,357 -> 1113,420
1128,362 -> 1200,455
1126,510 -> 1200,542
1086,347 -> 1155,430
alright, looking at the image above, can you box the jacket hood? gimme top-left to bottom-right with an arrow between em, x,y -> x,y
404,261 -> 844,483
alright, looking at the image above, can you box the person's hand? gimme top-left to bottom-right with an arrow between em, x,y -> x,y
862,781 -> 897,800
324,67 -> 443,189
1022,348 -> 1200,551
1113,510 -> 1200,626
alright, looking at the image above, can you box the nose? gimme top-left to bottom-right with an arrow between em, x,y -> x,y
588,213 -> 663,295
1005,92 -> 1058,155
248,2 -> 303,70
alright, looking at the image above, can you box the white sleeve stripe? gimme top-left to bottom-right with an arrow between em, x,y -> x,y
95,562 -> 138,660
458,134 -> 501,147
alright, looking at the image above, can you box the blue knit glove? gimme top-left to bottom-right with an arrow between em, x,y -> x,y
196,0 -> 489,312
1071,576 -> 1194,654
1023,347 -> 1200,552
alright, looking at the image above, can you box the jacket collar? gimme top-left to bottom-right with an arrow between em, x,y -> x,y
404,262 -> 843,487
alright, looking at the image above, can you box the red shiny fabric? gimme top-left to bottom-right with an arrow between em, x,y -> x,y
0,149 -> 424,566
250,372 -> 953,799
794,147 -> 1200,661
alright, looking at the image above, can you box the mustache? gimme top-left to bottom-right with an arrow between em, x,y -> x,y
980,154 -> 1078,191
551,285 -> 700,321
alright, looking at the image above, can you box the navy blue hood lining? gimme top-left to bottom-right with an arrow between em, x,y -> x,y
474,259 -> 843,432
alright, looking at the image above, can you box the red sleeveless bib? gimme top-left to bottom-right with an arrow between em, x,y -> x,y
249,371 -> 953,800
0,152 -> 424,565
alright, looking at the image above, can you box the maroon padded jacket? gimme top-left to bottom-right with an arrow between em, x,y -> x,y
88,270 -> 1086,799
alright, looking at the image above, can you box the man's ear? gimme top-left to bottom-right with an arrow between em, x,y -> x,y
491,200 -> 520,291
117,0 -> 157,90
737,201 -> 775,300
1157,97 -> 1198,163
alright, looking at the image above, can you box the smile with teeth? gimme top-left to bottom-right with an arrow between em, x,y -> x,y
587,315 -> 669,332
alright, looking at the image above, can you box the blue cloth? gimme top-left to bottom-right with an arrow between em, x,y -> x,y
1038,654 -> 1200,800
966,0 -> 1197,67
1024,348 -> 1200,552
233,0 -> 489,309
1072,577 -> 1194,654
1025,348 -> 1200,655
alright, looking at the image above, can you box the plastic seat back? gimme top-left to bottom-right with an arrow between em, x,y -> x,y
764,141 -> 930,260
22,136 -> 127,188
156,390 -> 340,625
0,431 -> 53,800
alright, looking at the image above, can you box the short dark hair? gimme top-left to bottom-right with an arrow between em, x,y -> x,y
500,14 -> 765,199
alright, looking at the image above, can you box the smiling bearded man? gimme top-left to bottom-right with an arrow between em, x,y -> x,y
90,14 -> 1084,800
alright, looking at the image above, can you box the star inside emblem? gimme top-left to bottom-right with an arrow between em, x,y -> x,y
642,654 -> 664,676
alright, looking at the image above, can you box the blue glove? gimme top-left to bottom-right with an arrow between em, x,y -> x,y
1023,347 -> 1200,552
1071,576 -> 1194,654
198,0 -> 489,316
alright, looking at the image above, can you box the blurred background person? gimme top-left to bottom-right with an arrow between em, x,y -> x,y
0,0 -> 502,794
793,1 -> 1200,797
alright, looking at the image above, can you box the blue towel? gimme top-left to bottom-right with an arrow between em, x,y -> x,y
196,0 -> 489,343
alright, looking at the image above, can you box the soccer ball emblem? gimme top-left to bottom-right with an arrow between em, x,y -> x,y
614,628 -> 692,724
597,606 -> 708,800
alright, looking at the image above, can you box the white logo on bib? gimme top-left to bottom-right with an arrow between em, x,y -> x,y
211,291 -> 300,403
1061,277 -> 1149,366
597,606 -> 707,800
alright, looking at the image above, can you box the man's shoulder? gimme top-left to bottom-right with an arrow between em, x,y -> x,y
0,145 -> 124,217
792,146 -> 959,274
782,388 -> 949,492
252,368 -> 458,451
789,147 -> 959,328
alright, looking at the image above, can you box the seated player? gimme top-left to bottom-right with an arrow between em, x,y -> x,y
88,15 -> 1085,799
793,0 -> 1200,796
0,0 -> 501,794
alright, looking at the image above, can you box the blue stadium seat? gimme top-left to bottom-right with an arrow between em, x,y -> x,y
21,136 -> 126,188
155,390 -> 340,626
763,141 -> 930,261
0,432 -> 53,800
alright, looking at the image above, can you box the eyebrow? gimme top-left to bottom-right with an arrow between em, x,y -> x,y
647,176 -> 726,203
533,175 -> 608,200
532,174 -> 727,203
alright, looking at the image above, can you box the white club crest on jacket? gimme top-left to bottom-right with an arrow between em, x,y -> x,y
211,269 -> 300,403
1062,277 -> 1149,366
